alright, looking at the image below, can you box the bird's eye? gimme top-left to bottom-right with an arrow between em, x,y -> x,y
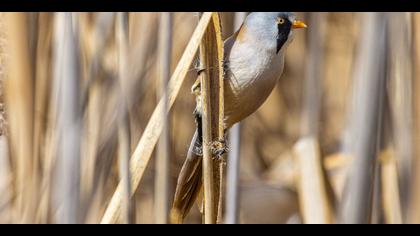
277,18 -> 285,25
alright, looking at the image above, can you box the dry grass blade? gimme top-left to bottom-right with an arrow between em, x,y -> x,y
100,12 -> 214,224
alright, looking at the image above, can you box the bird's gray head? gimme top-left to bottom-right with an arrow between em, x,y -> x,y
243,12 -> 307,54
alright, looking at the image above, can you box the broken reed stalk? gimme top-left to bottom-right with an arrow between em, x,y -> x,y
224,12 -> 246,225
294,138 -> 333,224
116,12 -> 134,224
154,12 -> 173,224
339,12 -> 387,224
3,12 -> 35,222
198,12 -> 224,224
100,12 -> 214,224
293,13 -> 333,224
380,148 -> 403,224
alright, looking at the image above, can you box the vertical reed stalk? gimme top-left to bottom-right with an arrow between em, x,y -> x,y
155,12 -> 173,224
225,12 -> 247,224
117,12 -> 134,224
294,12 -> 333,224
52,12 -> 81,224
100,13 -> 214,224
408,12 -> 420,224
198,12 -> 224,224
386,13 -> 413,222
339,12 -> 387,224
3,12 -> 35,223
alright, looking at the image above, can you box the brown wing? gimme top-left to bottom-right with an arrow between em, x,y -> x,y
170,130 -> 203,223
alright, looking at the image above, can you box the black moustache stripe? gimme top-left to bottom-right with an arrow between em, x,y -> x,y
277,21 -> 292,54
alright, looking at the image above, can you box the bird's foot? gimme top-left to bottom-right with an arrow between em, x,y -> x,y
196,67 -> 206,76
192,144 -> 203,157
194,61 -> 206,76
210,139 -> 229,162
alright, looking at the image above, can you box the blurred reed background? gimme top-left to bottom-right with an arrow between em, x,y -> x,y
0,12 -> 418,224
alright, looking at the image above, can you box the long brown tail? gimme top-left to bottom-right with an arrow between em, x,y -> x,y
171,130 -> 203,224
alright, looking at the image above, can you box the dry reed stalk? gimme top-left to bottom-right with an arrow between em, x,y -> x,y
380,148 -> 403,224
301,12 -> 323,137
124,13 -> 159,106
33,13 -> 50,166
0,23 -> 11,219
100,12 -> 214,224
51,12 -> 82,224
294,13 -> 333,224
323,153 -> 351,200
116,12 -> 134,224
408,12 -> 420,224
154,12 -> 173,224
386,13 -> 413,221
339,12 -> 387,224
198,12 -> 224,224
294,137 -> 333,224
78,13 -> 116,223
90,14 -> 158,205
79,13 -> 157,223
3,12 -> 35,223
225,12 -> 246,224
33,12 -> 54,223
0,135 -> 10,223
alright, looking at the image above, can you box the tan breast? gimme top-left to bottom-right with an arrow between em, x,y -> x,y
223,53 -> 285,128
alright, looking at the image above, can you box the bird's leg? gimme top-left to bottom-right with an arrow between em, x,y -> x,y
222,60 -> 230,76
194,108 -> 228,161
192,108 -> 203,156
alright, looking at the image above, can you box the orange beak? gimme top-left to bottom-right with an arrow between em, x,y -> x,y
292,20 -> 307,29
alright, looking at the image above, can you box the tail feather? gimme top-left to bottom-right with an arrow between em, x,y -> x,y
171,130 -> 203,224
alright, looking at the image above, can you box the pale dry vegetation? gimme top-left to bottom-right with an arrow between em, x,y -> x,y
0,12 -> 418,224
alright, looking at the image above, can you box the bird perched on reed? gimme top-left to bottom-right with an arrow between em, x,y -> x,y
171,12 -> 307,223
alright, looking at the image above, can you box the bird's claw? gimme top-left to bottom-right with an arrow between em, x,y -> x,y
222,60 -> 229,71
192,144 -> 203,156
191,140 -> 228,161
210,139 -> 229,161
195,65 -> 206,76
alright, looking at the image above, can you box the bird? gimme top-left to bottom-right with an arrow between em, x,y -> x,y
171,12 -> 307,223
